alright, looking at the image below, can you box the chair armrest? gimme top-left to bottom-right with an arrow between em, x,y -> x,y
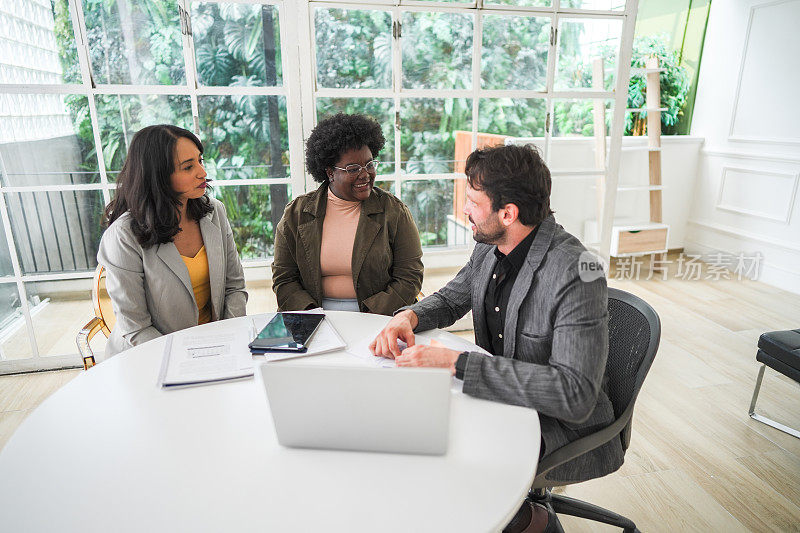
76,316 -> 104,370
532,404 -> 636,487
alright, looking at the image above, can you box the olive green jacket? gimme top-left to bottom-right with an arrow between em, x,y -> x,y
272,184 -> 423,315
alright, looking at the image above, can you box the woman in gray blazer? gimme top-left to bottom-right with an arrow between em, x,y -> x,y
97,125 -> 247,358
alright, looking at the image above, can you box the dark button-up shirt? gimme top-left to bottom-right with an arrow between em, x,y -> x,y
484,226 -> 538,355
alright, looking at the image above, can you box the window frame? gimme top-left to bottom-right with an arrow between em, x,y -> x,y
0,0 -> 637,372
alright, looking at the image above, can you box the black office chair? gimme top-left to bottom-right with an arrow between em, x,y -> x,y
527,288 -> 661,533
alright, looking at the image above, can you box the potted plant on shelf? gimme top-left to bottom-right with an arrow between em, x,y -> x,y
625,35 -> 690,136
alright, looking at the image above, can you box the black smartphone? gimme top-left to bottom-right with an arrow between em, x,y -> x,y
249,312 -> 325,353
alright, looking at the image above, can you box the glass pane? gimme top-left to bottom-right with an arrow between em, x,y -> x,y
315,8 -> 391,89
0,94 -> 99,186
555,18 -> 623,91
0,0 -> 81,84
81,0 -> 185,85
478,98 -> 547,138
5,190 -> 104,274
402,12 -> 473,90
192,3 -> 282,87
400,98 -> 471,174
197,95 -> 288,181
244,277 -> 276,315
482,14 -> 550,91
95,94 -> 192,178
0,283 -> 34,360
483,0 -> 624,8
562,0 -> 626,10
401,179 -> 470,247
213,184 -> 290,259
26,279 -> 104,358
374,180 -> 396,194
551,100 -> 612,171
552,99 -> 612,137
316,98 -> 395,172
0,215 -> 14,278
486,0 -> 550,6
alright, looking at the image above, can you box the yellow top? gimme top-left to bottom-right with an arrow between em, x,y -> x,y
180,245 -> 212,325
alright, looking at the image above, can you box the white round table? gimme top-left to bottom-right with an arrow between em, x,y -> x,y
0,311 -> 540,532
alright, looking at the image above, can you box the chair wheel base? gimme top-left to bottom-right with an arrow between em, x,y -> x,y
528,489 -> 638,532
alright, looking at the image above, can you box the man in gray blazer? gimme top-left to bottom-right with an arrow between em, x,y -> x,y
371,144 -> 623,531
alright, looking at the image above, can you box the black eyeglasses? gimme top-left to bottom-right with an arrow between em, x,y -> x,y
333,160 -> 380,176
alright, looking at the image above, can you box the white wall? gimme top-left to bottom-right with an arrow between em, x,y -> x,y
687,0 -> 800,295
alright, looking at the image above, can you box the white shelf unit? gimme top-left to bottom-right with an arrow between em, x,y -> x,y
610,56 -> 669,257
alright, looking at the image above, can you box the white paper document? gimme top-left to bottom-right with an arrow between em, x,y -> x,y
252,315 -> 347,363
345,335 -> 436,368
346,334 -> 492,369
158,329 -> 254,388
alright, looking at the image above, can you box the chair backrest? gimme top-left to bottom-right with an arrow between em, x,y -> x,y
93,265 -> 115,336
605,287 -> 661,450
531,288 -> 661,486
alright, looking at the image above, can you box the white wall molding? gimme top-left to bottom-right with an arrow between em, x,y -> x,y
715,166 -> 798,224
702,148 -> 800,165
686,219 -> 800,254
728,135 -> 800,146
727,0 -> 800,146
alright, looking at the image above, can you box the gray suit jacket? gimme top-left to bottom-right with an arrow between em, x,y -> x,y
405,215 -> 623,482
97,198 -> 247,358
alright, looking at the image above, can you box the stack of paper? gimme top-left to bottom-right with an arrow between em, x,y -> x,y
158,329 -> 254,388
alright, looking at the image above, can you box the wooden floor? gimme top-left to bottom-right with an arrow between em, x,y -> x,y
1,261 -> 799,532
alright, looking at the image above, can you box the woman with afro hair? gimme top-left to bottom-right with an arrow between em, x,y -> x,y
271,113 -> 423,314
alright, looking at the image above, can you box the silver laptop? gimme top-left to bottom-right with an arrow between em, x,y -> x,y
259,363 -> 452,455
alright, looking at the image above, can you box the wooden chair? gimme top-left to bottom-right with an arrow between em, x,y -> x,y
75,266 -> 115,370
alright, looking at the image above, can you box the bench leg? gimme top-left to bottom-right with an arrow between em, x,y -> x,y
748,364 -> 800,439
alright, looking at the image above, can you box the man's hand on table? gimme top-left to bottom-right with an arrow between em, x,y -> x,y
396,340 -> 461,376
371,312 -> 462,375
370,310 -> 418,359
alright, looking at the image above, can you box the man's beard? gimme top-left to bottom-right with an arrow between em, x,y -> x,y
470,215 -> 505,245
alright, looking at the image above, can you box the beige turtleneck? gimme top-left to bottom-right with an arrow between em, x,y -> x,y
320,189 -> 362,298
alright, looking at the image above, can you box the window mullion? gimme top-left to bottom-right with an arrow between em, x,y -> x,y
471,9 -> 482,153
393,6 -> 402,197
178,0 -> 200,133
600,0 -> 640,262
67,0 -> 111,206
543,5 -> 560,165
0,152 -> 40,359
299,0 -> 319,195
283,1 -> 311,198
66,0 -> 94,89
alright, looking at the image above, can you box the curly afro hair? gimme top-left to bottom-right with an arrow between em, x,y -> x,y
305,113 -> 386,183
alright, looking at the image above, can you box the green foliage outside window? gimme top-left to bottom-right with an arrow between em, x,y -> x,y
625,35 -> 690,135
53,1 -> 287,258
50,3 -> 691,255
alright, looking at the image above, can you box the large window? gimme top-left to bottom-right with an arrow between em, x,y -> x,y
0,0 -> 302,371
0,0 -> 634,372
307,1 -> 628,247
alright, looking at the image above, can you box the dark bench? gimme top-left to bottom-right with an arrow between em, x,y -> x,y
749,329 -> 800,439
